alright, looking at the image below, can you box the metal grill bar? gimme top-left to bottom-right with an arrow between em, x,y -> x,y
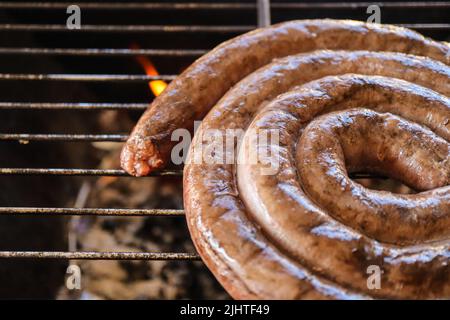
0,207 -> 184,216
0,2 -> 447,10
0,25 -> 254,33
0,133 -> 128,142
398,23 -> 450,30
0,168 -> 381,179
257,0 -> 271,28
0,102 -> 149,110
0,73 -> 176,81
0,48 -> 206,56
0,2 -> 256,10
0,251 -> 200,260
272,2 -> 450,9
0,168 -> 183,176
0,24 -> 447,33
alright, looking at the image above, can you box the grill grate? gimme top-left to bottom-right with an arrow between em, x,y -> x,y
0,1 -> 448,266
0,251 -> 199,260
0,48 -> 206,56
0,73 -> 176,81
0,24 -> 256,33
0,207 -> 184,216
0,168 -> 182,176
0,102 -> 149,110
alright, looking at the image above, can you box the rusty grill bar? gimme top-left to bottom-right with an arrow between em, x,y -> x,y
1,23 -> 448,32
0,1 -> 447,264
0,24 -> 256,33
0,73 -> 176,81
0,207 -> 184,216
0,102 -> 149,110
0,2 -> 257,10
0,168 -> 182,176
0,133 -> 128,141
0,2 -> 448,10
0,251 -> 200,260
0,167 -> 375,179
0,48 -> 206,56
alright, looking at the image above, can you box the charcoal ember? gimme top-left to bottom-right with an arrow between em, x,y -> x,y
62,148 -> 228,299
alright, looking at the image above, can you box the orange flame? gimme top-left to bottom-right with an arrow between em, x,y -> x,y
131,43 -> 167,96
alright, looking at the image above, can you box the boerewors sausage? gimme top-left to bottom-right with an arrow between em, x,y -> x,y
186,74 -> 449,299
121,19 -> 450,299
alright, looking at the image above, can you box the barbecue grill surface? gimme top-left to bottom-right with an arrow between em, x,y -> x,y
0,0 -> 448,299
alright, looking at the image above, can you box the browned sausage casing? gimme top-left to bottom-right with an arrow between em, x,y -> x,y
121,19 -> 450,299
121,20 -> 450,176
185,73 -> 450,299
180,45 -> 450,298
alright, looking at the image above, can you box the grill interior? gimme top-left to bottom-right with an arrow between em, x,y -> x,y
0,0 -> 448,299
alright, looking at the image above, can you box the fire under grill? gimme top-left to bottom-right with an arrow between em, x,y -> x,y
0,0 -> 448,299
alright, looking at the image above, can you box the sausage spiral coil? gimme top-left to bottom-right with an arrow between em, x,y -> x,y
122,20 -> 450,299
